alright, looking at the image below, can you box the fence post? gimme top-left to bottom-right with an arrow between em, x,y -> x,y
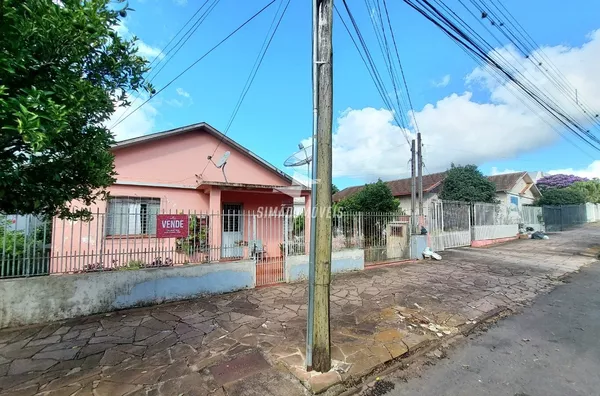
469,203 -> 474,243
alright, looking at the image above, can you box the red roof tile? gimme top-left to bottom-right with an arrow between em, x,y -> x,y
332,172 -> 447,201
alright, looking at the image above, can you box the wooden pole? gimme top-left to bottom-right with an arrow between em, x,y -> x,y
313,0 -> 333,373
417,132 -> 423,218
411,139 -> 417,233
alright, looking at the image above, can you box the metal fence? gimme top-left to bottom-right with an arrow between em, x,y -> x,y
542,204 -> 588,232
0,215 -> 51,278
472,202 -> 520,241
427,201 -> 472,250
1,210 -> 294,280
1,209 -> 412,279
5,201 -> 597,280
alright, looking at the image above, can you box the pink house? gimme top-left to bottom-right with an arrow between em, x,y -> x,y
51,123 -> 310,275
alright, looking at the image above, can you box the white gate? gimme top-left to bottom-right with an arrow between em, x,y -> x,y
222,204 -> 243,258
428,201 -> 472,250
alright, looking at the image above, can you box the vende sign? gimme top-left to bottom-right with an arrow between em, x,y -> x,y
156,214 -> 189,238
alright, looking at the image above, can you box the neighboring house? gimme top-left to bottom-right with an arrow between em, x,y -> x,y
488,172 -> 542,209
51,122 -> 310,271
333,171 -> 542,214
333,172 -> 447,215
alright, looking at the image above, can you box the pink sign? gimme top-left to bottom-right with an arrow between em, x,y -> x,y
156,214 -> 189,238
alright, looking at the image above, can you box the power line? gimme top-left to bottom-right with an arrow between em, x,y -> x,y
110,0 -> 219,129
401,0 -> 600,154
146,0 -> 221,85
336,0 -> 412,144
146,0 -> 213,70
110,0 -> 278,131
198,0 -> 291,179
434,0 -> 600,146
380,0 -> 421,133
477,0 -> 600,132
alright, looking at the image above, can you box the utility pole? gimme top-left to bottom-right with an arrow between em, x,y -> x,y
411,139 -> 417,233
417,132 -> 423,218
313,0 -> 333,373
305,0 -> 319,372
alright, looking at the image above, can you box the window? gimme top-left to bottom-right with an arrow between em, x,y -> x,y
222,204 -> 242,233
510,195 -> 519,207
106,197 -> 160,236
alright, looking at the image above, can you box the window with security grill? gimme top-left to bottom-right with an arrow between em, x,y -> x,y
106,197 -> 160,236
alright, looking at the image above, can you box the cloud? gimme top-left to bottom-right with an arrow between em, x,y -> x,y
176,88 -> 191,98
432,74 -> 451,88
115,20 -> 163,61
106,94 -> 159,141
491,167 -> 520,176
548,161 -> 600,179
332,29 -> 600,182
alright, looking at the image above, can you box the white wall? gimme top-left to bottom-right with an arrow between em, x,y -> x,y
398,193 -> 438,214
0,260 -> 256,329
286,249 -> 364,282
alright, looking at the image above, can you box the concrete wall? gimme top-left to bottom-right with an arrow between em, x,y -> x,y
286,249 -> 364,282
472,224 -> 519,242
0,260 -> 255,329
398,193 -> 438,215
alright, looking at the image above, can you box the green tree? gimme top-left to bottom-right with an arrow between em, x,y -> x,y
337,179 -> 400,213
440,164 -> 497,203
0,215 -> 51,276
331,184 -> 340,195
568,180 -> 600,203
0,0 -> 152,218
535,188 -> 586,206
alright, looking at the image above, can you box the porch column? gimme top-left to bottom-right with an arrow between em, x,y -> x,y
209,187 -> 222,259
304,194 -> 311,254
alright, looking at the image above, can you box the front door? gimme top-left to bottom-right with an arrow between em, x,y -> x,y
222,204 -> 243,258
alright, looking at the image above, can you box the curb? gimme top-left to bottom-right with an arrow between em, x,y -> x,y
323,306 -> 513,396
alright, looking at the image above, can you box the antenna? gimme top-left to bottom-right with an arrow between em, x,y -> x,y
284,143 -> 313,187
207,151 -> 231,183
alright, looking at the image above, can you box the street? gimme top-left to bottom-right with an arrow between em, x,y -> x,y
388,261 -> 600,396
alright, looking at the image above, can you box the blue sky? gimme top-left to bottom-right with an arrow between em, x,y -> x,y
112,0 -> 600,188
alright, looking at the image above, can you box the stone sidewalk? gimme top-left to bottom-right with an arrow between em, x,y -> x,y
1,225 -> 598,395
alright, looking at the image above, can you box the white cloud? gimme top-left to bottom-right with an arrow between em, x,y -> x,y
491,167 -> 520,176
115,20 -> 163,61
165,98 -> 184,108
176,88 -> 191,98
548,161 -> 600,179
333,29 -> 600,182
106,96 -> 159,141
432,74 -> 451,88
134,42 -> 163,60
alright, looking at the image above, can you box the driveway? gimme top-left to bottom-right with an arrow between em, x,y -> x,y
0,225 -> 598,395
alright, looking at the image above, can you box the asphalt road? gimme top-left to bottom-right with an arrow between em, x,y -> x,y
388,262 -> 600,396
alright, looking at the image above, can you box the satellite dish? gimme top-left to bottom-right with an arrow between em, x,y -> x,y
284,143 -> 313,188
284,144 -> 312,167
207,151 -> 231,183
215,151 -> 230,168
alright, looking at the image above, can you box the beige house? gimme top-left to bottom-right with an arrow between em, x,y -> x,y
333,171 -> 542,213
487,172 -> 542,209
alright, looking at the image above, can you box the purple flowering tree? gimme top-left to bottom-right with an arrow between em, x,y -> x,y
537,174 -> 588,190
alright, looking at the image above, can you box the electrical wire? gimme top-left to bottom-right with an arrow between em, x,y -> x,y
381,0 -> 421,133
400,0 -> 600,153
336,0 -> 412,144
198,0 -> 292,179
109,0 -> 219,129
110,0 -> 278,131
478,0 -> 600,131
